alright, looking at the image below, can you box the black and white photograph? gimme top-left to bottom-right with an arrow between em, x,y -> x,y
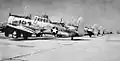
0,0 -> 120,61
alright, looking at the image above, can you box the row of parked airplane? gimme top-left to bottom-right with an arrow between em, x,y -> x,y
0,13 -> 112,40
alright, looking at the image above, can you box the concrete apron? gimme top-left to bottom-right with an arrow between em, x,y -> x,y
0,51 -> 2,60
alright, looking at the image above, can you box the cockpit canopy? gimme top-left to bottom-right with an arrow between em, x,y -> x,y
42,14 -> 48,19
33,15 -> 50,23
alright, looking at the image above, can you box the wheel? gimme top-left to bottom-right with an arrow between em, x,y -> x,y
22,32 -> 31,39
36,33 -> 42,37
57,34 -> 62,37
36,34 -> 40,37
4,26 -> 9,37
23,36 -> 28,39
12,31 -> 17,38
23,34 -> 28,39
4,26 -> 14,37
87,31 -> 94,37
71,36 -> 74,40
88,33 -> 93,37
12,30 -> 21,38
97,33 -> 99,36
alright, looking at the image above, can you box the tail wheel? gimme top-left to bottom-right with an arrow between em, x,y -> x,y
51,27 -> 58,35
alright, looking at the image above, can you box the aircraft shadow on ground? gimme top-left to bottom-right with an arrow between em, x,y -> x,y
0,36 -> 8,39
71,39 -> 91,41
56,38 -> 91,41
10,37 -> 56,41
10,37 -> 91,41
107,40 -> 120,42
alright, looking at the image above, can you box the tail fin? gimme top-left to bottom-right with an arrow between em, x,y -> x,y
60,16 -> 64,23
9,13 -> 11,16
77,17 -> 84,36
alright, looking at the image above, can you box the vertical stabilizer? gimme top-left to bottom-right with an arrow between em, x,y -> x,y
77,17 -> 84,36
60,16 -> 64,23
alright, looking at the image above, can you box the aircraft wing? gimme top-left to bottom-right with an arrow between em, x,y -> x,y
7,24 -> 35,34
7,24 -> 54,35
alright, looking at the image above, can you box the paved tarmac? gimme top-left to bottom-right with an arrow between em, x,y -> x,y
0,34 -> 120,61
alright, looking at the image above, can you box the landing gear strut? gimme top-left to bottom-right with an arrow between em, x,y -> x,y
71,36 -> 74,40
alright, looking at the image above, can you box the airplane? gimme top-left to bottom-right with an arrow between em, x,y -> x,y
48,16 -> 86,39
53,17 -> 97,39
4,13 -> 70,39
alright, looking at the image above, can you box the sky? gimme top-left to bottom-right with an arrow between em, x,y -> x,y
0,0 -> 120,32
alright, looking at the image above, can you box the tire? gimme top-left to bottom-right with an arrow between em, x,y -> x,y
89,34 -> 92,37
36,34 -> 40,37
22,32 -> 31,39
57,34 -> 63,37
71,36 -> 74,40
12,31 -> 17,38
12,30 -> 21,38
36,33 -> 42,37
23,36 -> 28,39
4,26 -> 13,37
